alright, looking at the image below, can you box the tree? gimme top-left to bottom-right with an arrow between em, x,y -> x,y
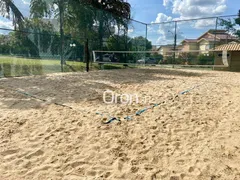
131,36 -> 152,62
197,54 -> 214,65
106,35 -> 152,63
93,0 -> 131,52
218,10 -> 240,38
107,35 -> 132,51
0,34 -> 11,54
131,36 -> 152,51
0,0 -> 44,57
30,0 -> 131,65
23,19 -> 56,53
151,52 -> 163,64
0,0 -> 24,29
84,0 -> 131,19
106,34 -> 132,62
30,0 -> 68,66
0,18 -> 57,57
178,52 -> 196,65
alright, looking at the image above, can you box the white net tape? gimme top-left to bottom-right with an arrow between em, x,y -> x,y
92,50 -> 229,68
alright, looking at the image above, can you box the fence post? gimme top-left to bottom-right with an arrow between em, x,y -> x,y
213,17 -> 219,50
145,24 -> 148,51
59,0 -> 65,72
213,17 -> 219,71
173,21 -> 177,68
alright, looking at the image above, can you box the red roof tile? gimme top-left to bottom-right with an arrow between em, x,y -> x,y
214,43 -> 240,51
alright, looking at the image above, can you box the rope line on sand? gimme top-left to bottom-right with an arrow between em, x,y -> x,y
0,81 -> 206,124
96,112 -> 121,124
0,85 -> 75,110
97,82 -> 206,124
16,90 -> 75,109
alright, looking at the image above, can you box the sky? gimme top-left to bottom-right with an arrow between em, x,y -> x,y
128,0 -> 239,23
0,0 -> 239,45
128,0 -> 240,45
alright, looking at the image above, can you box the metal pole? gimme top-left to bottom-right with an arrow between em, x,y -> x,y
173,21 -> 177,68
148,14 -> 237,25
85,39 -> 90,72
145,24 -> 148,65
213,17 -> 218,50
145,24 -> 148,51
213,17 -> 218,70
59,0 -> 64,72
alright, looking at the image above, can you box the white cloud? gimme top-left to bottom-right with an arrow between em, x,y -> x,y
0,20 -> 13,29
170,0 -> 227,19
213,5 -> 227,14
150,13 -> 184,45
153,13 -> 173,23
22,0 -> 30,5
128,28 -> 134,34
163,0 -> 172,7
0,20 -> 14,34
159,0 -> 228,30
194,19 -> 216,29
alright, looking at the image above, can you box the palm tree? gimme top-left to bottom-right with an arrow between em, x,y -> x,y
0,0 -> 41,57
30,0 -> 131,64
75,0 -> 131,66
81,0 -> 131,55
0,0 -> 24,29
81,0 -> 131,19
30,0 -> 68,67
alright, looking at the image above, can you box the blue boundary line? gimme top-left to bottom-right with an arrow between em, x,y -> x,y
97,83 -> 205,124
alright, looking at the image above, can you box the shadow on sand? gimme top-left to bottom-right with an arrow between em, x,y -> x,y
0,68 -> 206,110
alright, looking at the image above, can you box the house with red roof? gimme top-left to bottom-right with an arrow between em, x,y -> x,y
181,39 -> 198,52
180,29 -> 238,54
197,29 -> 238,54
213,42 -> 240,71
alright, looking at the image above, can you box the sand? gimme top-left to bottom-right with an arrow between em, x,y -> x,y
0,68 -> 240,180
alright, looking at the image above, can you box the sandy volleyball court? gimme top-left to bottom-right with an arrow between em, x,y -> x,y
0,68 -> 240,180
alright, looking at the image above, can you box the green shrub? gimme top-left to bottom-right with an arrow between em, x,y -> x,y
197,54 -> 214,65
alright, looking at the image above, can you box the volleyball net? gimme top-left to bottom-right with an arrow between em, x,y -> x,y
92,49 -> 230,69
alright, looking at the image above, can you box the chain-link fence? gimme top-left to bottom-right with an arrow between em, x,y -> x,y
0,1 -> 148,77
147,15 -> 240,66
1,0 -> 240,77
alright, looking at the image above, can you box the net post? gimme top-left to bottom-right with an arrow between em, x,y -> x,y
92,51 -> 96,62
85,39 -> 90,72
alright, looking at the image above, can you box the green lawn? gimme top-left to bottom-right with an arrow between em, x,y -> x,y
0,56 -> 132,77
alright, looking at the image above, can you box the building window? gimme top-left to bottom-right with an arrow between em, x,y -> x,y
218,53 -> 230,57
